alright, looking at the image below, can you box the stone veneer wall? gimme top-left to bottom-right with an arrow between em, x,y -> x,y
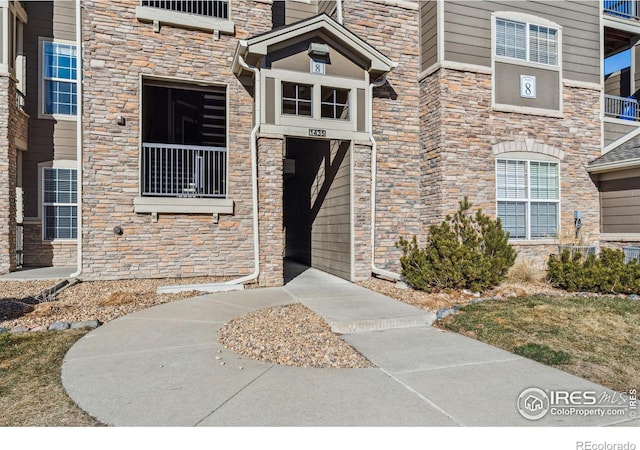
0,75 -> 18,273
22,222 -> 77,267
342,1 -> 422,274
80,0 -> 272,280
420,68 -> 602,266
352,141 -> 372,280
256,136 -> 284,287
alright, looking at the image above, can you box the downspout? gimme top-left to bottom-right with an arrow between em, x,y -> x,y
369,74 -> 401,281
70,0 -> 82,278
157,54 -> 260,293
224,54 -> 261,285
335,0 -> 343,24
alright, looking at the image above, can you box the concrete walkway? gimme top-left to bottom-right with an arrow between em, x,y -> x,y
0,266 -> 76,280
62,265 -> 638,426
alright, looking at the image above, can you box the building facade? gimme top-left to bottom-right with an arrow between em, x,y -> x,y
0,0 -> 634,286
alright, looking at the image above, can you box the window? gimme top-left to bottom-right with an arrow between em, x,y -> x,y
496,159 -> 559,239
495,18 -> 558,66
321,87 -> 349,120
282,82 -> 312,116
141,81 -> 227,198
43,168 -> 77,240
42,41 -> 78,116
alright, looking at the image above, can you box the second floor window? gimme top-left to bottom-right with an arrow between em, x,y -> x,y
496,18 -> 558,66
42,41 -> 78,116
321,87 -> 349,120
282,82 -> 312,117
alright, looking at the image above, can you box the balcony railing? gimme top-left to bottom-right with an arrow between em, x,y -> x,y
604,94 -> 640,121
604,0 -> 640,20
140,0 -> 229,19
16,89 -> 25,111
141,143 -> 227,198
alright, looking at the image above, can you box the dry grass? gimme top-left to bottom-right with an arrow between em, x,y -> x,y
437,295 -> 640,393
0,330 -> 102,426
506,259 -> 546,284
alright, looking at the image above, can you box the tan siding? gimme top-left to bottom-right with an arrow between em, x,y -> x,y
318,0 -> 336,16
285,0 -> 319,24
601,182 -> 640,234
443,1 -> 600,83
265,77 -> 275,124
420,0 -> 438,71
311,141 -> 351,279
603,121 -> 639,147
21,1 -> 77,218
494,62 -> 560,110
357,88 -> 365,132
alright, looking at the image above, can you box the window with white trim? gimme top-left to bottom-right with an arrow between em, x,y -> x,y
495,18 -> 558,66
282,82 -> 312,116
42,41 -> 78,116
43,168 -> 78,240
320,87 -> 349,120
496,159 -> 559,240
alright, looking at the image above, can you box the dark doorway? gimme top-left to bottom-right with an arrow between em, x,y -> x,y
283,138 -> 352,280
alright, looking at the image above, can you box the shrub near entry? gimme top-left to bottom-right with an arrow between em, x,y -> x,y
547,248 -> 640,294
396,198 -> 516,292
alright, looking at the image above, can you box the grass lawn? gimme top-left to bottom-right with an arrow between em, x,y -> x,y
0,330 -> 103,426
437,295 -> 640,393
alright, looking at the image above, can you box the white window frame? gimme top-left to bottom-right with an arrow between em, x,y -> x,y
38,37 -> 78,121
320,86 -> 350,120
496,157 -> 560,241
281,81 -> 313,117
494,16 -> 559,67
38,160 -> 78,242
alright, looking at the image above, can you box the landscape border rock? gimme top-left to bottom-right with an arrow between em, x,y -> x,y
1,319 -> 102,334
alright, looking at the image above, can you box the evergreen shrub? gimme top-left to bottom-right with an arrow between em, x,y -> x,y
547,248 -> 640,294
396,198 -> 517,292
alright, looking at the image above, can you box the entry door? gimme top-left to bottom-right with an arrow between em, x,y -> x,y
284,139 -> 352,280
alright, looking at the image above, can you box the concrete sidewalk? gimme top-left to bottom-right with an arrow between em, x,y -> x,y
61,265 -> 639,427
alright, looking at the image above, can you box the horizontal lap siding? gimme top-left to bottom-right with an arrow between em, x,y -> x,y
603,121 -> 639,147
420,0 -> 438,71
443,1 -> 600,84
22,1 -> 77,218
602,189 -> 640,233
285,0 -> 318,24
311,145 -> 351,280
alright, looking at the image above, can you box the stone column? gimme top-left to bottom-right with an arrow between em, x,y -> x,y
0,75 -> 17,273
352,141 -> 372,280
257,135 -> 284,287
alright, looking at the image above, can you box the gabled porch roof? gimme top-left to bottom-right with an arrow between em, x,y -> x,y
232,14 -> 397,79
588,136 -> 640,173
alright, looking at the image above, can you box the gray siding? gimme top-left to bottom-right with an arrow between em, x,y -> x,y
601,187 -> 640,234
22,1 -> 77,218
494,62 -> 560,111
318,1 -> 336,16
443,1 -> 600,84
285,0 -> 318,24
420,0 -> 438,71
604,121 -> 639,147
284,139 -> 351,280
311,140 -> 351,280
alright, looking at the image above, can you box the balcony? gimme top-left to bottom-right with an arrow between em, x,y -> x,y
140,0 -> 229,19
141,143 -> 227,199
136,0 -> 234,34
604,94 -> 640,121
604,0 -> 640,20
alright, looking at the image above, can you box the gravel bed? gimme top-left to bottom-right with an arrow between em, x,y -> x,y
0,276 -> 235,329
218,303 -> 373,368
357,277 -> 565,312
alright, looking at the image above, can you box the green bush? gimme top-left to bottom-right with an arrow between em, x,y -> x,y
547,248 -> 640,294
396,198 -> 517,292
